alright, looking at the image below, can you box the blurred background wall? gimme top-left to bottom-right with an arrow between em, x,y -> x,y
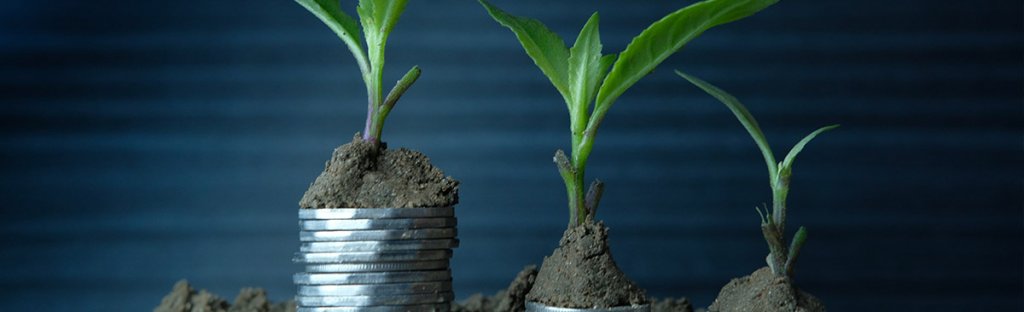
1,0 -> 1021,311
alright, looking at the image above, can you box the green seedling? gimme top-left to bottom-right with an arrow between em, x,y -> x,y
480,0 -> 778,226
296,0 -> 420,144
678,71 -> 837,278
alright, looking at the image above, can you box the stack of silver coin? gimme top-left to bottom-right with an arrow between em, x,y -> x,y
294,207 -> 458,312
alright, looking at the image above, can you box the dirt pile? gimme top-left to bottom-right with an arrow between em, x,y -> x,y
707,267 -> 825,312
526,221 -> 647,308
300,134 -> 459,208
454,265 -> 539,312
650,297 -> 694,312
154,280 -> 295,312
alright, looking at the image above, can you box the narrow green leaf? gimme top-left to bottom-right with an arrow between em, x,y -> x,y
784,226 -> 808,276
295,0 -> 369,76
597,54 -> 617,85
755,204 -> 768,225
553,149 -> 575,187
371,65 -> 420,139
590,0 -> 778,132
678,70 -> 778,180
381,66 -> 421,113
780,125 -> 839,173
479,0 -> 571,103
567,12 -> 604,118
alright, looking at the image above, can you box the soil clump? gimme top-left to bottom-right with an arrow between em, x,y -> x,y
300,134 -> 459,208
707,267 -> 825,312
153,280 -> 295,312
649,297 -> 695,312
453,265 -> 539,312
526,221 -> 647,308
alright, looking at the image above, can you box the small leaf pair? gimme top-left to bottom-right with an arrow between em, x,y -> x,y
296,0 -> 420,144
678,71 -> 837,277
480,0 -> 779,226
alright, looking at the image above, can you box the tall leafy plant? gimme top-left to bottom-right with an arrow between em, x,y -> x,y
479,0 -> 779,226
296,0 -> 421,144
678,71 -> 837,277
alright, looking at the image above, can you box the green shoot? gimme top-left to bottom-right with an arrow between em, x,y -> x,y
678,70 -> 837,277
295,0 -> 420,144
480,0 -> 778,227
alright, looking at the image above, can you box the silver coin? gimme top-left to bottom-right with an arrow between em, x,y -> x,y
299,218 -> 457,231
301,239 -> 459,252
293,270 -> 452,285
304,260 -> 449,273
296,281 -> 452,296
525,302 -> 651,312
299,228 -> 457,242
296,292 -> 454,307
296,303 -> 450,312
299,207 -> 454,220
294,250 -> 452,264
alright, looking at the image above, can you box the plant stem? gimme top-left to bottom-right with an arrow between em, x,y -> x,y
762,222 -> 787,276
771,177 -> 788,234
362,83 -> 380,143
767,169 -> 797,277
568,131 -> 597,226
554,150 -> 580,225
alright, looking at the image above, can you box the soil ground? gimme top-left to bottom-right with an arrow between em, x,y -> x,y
453,265 -> 538,312
455,265 -> 694,312
153,280 -> 295,312
299,134 -> 459,208
525,221 -> 647,308
707,267 -> 825,312
649,297 -> 695,312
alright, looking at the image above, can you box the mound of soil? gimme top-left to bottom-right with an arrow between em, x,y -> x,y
707,267 -> 825,312
299,134 -> 459,208
453,265 -> 539,312
649,297 -> 694,312
154,280 -> 295,312
526,221 -> 647,308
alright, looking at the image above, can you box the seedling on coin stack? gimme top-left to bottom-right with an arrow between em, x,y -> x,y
679,72 -> 831,311
292,0 -> 459,311
479,0 -> 778,310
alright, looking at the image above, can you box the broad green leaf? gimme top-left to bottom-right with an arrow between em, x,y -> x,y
357,0 -> 408,36
678,70 -> 778,179
567,12 -> 604,118
356,0 -> 409,55
479,0 -> 571,103
590,0 -> 778,131
780,124 -> 839,173
295,0 -> 369,76
357,0 -> 409,103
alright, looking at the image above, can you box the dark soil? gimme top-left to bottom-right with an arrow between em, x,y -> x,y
154,280 -> 296,312
526,221 -> 647,308
707,267 -> 825,312
299,134 -> 459,208
453,265 -> 539,312
649,297 -> 695,312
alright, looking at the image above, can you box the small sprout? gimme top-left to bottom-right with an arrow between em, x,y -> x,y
678,71 -> 837,278
480,0 -> 779,227
295,0 -> 420,144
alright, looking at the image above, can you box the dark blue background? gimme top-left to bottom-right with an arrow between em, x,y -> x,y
1,0 -> 1021,311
